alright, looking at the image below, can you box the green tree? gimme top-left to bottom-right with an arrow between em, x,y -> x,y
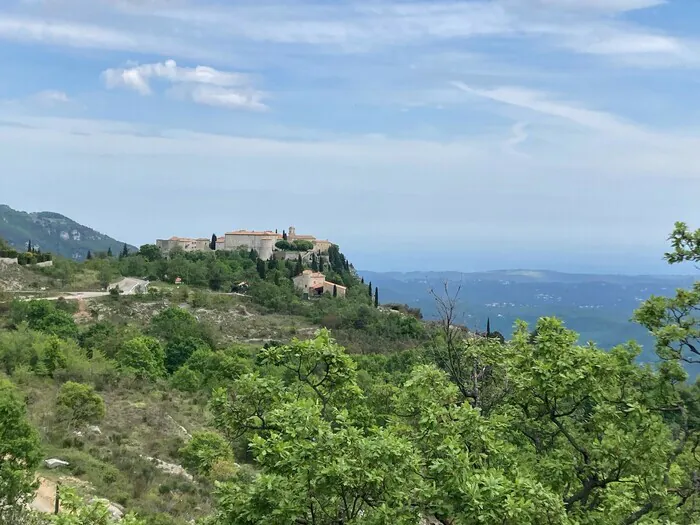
15,300 -> 78,339
164,337 -> 208,374
311,253 -> 318,272
295,254 -> 303,276
116,336 -> 166,380
0,379 -> 41,524
210,234 -> 217,251
333,284 -> 337,297
256,259 -> 267,280
318,255 -> 324,273
179,431 -> 233,478
150,306 -> 212,347
107,246 -> 113,257
635,221 -> 700,363
86,250 -> 92,260
368,281 -> 372,298
209,260 -> 233,291
138,244 -> 162,262
374,286 -> 379,307
120,242 -> 129,259
55,381 -> 106,426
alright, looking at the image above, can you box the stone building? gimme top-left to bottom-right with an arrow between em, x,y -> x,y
224,230 -> 280,261
156,237 -> 209,253
288,226 -> 332,253
293,270 -> 347,298
157,225 -> 334,258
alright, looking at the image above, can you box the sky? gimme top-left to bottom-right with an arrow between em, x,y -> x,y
1,0 -> 699,274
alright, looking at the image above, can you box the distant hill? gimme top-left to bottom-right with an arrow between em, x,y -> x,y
360,269 -> 697,366
0,204 -> 136,260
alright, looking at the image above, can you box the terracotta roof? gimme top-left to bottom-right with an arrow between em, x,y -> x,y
324,281 -> 347,290
226,230 -> 279,236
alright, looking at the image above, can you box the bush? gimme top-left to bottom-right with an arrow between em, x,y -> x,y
179,431 -> 233,478
116,336 -> 166,380
170,366 -> 202,392
165,337 -> 208,374
56,381 -> 106,426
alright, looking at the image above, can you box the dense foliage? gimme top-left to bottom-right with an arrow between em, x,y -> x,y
0,223 -> 698,523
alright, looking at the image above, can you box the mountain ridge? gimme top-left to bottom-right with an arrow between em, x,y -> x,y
0,204 -> 136,260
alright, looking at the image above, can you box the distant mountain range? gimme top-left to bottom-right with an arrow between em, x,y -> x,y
361,269 -> 698,367
0,204 -> 136,260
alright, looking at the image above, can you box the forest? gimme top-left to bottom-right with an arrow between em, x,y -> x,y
0,222 -> 699,524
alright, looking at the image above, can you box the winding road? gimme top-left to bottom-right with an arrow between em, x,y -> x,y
39,277 -> 149,301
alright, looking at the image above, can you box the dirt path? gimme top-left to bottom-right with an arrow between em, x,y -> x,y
31,477 -> 56,513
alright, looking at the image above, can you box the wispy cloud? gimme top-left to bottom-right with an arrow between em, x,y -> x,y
102,59 -> 266,110
2,0 -> 690,65
32,90 -> 70,105
453,82 -> 641,135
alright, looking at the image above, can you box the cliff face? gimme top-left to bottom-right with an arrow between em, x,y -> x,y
0,205 -> 136,260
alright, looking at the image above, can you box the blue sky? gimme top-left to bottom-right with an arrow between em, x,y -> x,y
1,0 -> 699,274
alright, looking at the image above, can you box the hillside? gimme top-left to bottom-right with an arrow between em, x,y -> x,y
0,224 -> 698,524
0,204 -> 136,260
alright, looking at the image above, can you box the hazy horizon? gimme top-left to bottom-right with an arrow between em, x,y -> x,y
2,0 -> 699,277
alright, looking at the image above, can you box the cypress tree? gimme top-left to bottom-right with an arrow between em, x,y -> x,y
282,230 -> 288,241
268,257 -> 277,270
120,243 -> 129,259
311,253 -> 318,272
257,259 -> 267,279
361,277 -> 365,284
86,250 -> 93,260
27,239 -> 32,253
368,281 -> 373,298
486,318 -> 491,337
249,248 -> 258,261
374,286 -> 379,308
107,246 -> 113,257
333,284 -> 338,297
295,254 -> 303,276
209,234 -> 217,250
319,256 -> 324,272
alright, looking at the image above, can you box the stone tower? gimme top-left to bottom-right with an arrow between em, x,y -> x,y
288,226 -> 296,240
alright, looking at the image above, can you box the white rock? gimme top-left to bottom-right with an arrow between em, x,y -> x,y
87,425 -> 102,435
44,458 -> 69,469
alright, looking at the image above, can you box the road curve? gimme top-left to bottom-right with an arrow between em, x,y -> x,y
35,278 -> 149,302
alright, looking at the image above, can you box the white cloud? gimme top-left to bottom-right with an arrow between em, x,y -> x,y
453,82 -> 641,136
0,0 -> 693,70
188,85 -> 266,111
102,59 -> 265,110
33,90 -> 70,105
509,0 -> 665,13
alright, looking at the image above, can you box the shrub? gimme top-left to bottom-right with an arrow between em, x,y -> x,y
171,366 -> 202,392
116,336 -> 166,380
179,431 -> 233,477
56,381 -> 106,426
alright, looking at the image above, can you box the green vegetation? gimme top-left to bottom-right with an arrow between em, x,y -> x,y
0,223 -> 698,523
0,204 -> 135,261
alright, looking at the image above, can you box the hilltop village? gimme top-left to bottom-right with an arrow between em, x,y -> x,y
156,226 -> 347,297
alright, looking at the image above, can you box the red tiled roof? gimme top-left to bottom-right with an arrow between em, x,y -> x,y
324,281 -> 347,290
226,230 -> 279,236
